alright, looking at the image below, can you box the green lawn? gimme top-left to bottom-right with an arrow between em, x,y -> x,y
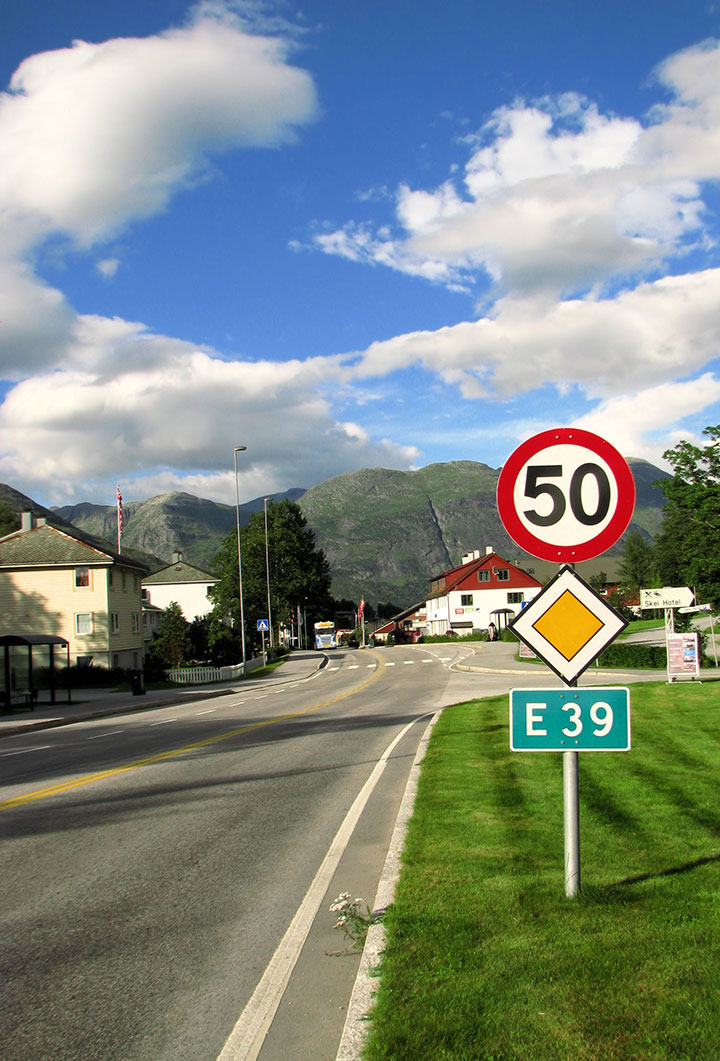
619,618 -> 665,637
364,683 -> 720,1060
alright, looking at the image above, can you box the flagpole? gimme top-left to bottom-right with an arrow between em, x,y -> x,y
116,485 -> 123,555
358,595 -> 366,647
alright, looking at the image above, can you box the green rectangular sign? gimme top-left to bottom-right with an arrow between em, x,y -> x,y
510,687 -> 630,752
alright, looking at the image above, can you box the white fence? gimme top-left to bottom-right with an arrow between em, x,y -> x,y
167,657 -> 264,684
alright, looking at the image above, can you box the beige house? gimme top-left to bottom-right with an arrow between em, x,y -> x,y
0,513 -> 148,669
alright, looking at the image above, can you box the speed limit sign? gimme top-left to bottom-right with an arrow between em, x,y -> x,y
497,428 -> 635,562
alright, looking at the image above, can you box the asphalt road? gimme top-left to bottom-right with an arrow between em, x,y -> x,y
0,646 -> 464,1061
0,643 -> 671,1060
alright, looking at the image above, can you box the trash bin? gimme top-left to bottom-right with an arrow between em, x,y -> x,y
130,670 -> 145,696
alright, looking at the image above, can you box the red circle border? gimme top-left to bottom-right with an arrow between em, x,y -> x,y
496,428 -> 636,563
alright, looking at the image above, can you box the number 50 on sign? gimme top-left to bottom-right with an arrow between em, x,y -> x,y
497,428 -> 635,563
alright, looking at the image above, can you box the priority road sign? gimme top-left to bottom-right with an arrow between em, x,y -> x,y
510,687 -> 631,751
497,428 -> 635,563
509,564 -> 628,684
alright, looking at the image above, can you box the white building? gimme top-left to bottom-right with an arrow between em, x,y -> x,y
425,547 -> 543,637
142,552 -> 218,623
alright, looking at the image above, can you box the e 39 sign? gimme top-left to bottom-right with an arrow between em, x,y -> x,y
497,428 -> 636,563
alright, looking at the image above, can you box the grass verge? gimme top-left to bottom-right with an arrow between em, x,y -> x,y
364,682 -> 720,1060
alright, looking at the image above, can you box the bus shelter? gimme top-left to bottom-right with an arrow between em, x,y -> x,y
0,634 -> 71,712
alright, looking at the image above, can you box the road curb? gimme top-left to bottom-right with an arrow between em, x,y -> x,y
335,709 -> 442,1061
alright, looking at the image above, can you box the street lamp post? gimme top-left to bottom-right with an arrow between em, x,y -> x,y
233,446 -> 247,673
263,497 -> 274,649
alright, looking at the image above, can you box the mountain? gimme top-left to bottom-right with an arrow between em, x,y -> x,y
2,456 -> 669,606
53,488 -> 306,572
0,483 -> 164,568
297,458 -> 671,605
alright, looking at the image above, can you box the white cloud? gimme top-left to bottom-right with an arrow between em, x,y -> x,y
0,12 -> 415,504
0,332 -> 417,504
346,269 -> 720,402
0,16 -> 318,246
316,41 -> 720,298
570,374 -> 720,465
1,21 -> 719,509
96,258 -> 119,278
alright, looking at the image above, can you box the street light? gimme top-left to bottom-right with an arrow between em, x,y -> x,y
233,446 -> 247,673
263,496 -> 274,649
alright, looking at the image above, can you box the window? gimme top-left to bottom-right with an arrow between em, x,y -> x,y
508,592 -> 524,604
74,567 -> 90,588
132,613 -> 140,633
497,569 -> 510,581
110,612 -> 120,632
121,572 -> 127,590
75,613 -> 93,635
109,571 -> 114,588
477,570 -> 490,582
460,594 -> 474,606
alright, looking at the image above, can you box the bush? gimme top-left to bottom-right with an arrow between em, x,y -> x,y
597,642 -> 666,668
51,664 -> 138,689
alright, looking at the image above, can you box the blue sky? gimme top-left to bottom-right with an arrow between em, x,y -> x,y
1,0 -> 719,508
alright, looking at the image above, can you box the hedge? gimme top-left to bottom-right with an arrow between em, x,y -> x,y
597,642 -> 666,668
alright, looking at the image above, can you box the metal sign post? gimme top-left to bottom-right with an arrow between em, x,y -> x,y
510,686 -> 631,896
499,428 -> 635,898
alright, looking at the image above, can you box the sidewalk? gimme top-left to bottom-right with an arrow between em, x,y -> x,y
0,651 -> 325,739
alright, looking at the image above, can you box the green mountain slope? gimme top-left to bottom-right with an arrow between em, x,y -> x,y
54,488 -> 306,572
2,456 -> 669,605
297,458 -> 670,604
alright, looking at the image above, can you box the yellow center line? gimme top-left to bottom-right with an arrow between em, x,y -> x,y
1,654 -> 386,812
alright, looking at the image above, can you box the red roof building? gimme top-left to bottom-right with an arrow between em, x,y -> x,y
425,547 -> 543,637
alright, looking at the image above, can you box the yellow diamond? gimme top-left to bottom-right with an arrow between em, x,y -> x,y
532,590 -> 604,661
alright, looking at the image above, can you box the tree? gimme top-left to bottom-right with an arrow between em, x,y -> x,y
0,501 -> 18,537
617,532 -> 656,597
587,571 -> 608,594
147,602 -> 192,669
210,500 -> 333,651
654,425 -> 720,606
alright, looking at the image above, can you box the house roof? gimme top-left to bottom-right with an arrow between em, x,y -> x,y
429,551 -> 542,598
143,560 -> 218,585
0,523 -> 148,573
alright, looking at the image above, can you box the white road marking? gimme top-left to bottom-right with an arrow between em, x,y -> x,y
0,745 -> 51,757
195,708 -> 216,715
403,660 -> 414,665
216,714 -> 428,1061
348,665 -> 359,670
86,729 -> 126,740
150,718 -> 176,726
385,662 -> 395,666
